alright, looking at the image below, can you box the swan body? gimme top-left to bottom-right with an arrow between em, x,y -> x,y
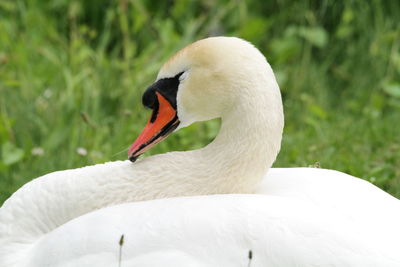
14,194 -> 400,267
1,37 -> 399,266
2,167 -> 400,266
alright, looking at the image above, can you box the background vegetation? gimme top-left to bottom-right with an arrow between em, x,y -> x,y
0,0 -> 399,204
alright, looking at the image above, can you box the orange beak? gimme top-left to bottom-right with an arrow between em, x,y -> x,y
128,92 -> 179,162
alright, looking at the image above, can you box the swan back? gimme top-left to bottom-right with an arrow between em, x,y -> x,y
20,195 -> 400,267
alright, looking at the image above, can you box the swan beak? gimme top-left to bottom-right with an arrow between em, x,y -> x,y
128,92 -> 179,162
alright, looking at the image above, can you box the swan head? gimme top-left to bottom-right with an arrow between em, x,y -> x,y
128,37 -> 282,162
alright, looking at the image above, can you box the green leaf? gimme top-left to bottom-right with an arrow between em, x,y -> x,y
0,1 -> 16,12
382,83 -> 400,98
308,104 -> 328,120
1,142 -> 24,166
239,16 -> 270,42
270,36 -> 301,63
298,26 -> 328,48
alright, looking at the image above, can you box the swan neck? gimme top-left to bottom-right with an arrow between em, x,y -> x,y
200,90 -> 283,192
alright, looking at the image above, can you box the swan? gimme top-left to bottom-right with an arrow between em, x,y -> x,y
1,37 -> 399,266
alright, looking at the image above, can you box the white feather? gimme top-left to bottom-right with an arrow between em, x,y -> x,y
1,37 -> 399,266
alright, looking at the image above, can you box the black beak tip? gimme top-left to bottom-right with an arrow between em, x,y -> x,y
129,154 -> 138,163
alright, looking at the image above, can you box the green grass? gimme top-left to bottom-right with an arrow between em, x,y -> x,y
1,0 -> 399,205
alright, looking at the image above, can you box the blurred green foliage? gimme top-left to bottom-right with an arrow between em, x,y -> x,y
0,0 -> 399,204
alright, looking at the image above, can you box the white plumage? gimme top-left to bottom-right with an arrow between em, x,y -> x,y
1,37 -> 399,266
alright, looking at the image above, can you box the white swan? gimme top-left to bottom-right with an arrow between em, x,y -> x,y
1,37 -> 399,266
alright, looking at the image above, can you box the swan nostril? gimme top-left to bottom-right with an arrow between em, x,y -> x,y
149,103 -> 159,123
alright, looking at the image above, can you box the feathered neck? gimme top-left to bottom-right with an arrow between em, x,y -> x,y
0,72 -> 283,265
